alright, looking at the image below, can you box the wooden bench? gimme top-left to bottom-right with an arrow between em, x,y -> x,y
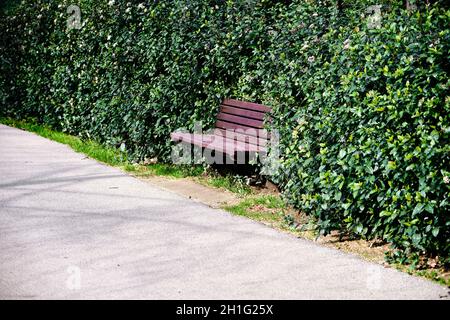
170,99 -> 271,158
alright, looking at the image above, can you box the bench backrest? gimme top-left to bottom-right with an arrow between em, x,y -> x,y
214,99 -> 271,147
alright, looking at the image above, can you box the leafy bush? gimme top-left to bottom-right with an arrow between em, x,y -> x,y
1,0 -> 448,266
273,4 -> 450,266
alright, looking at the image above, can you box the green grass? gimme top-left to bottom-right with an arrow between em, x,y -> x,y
1,118 -> 127,165
394,264 -> 450,287
225,195 -> 285,217
223,195 -> 313,237
203,174 -> 251,195
125,162 -> 204,179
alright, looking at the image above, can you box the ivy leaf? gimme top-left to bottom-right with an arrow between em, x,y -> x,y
432,228 -> 439,237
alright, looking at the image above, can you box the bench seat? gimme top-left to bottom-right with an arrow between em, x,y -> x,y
170,131 -> 266,156
171,99 -> 271,157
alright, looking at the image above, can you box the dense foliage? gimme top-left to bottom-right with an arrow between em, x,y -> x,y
1,0 -> 448,266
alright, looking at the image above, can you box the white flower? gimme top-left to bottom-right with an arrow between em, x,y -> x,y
137,3 -> 145,10
125,7 -> 131,13
308,56 -> 315,63
444,176 -> 449,184
343,38 -> 350,50
108,0 -> 115,5
107,34 -> 112,41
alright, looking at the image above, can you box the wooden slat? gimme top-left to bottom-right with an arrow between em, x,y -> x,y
221,134 -> 267,150
173,133 -> 266,155
220,105 -> 265,120
172,129 -> 269,146
223,99 -> 271,113
216,113 -> 263,128
215,120 -> 264,136
214,129 -> 268,147
206,135 -> 264,154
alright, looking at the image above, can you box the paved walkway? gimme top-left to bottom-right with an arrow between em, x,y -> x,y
0,124 -> 447,299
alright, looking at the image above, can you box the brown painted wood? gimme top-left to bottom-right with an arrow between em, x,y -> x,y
216,113 -> 264,128
215,120 -> 260,134
173,130 -> 269,146
220,134 -> 267,150
219,105 -> 266,120
172,132 -> 266,155
223,99 -> 271,113
214,129 -> 268,147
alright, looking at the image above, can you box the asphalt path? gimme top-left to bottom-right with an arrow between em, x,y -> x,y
0,124 -> 447,299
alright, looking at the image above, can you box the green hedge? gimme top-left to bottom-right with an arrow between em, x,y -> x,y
1,0 -> 448,266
